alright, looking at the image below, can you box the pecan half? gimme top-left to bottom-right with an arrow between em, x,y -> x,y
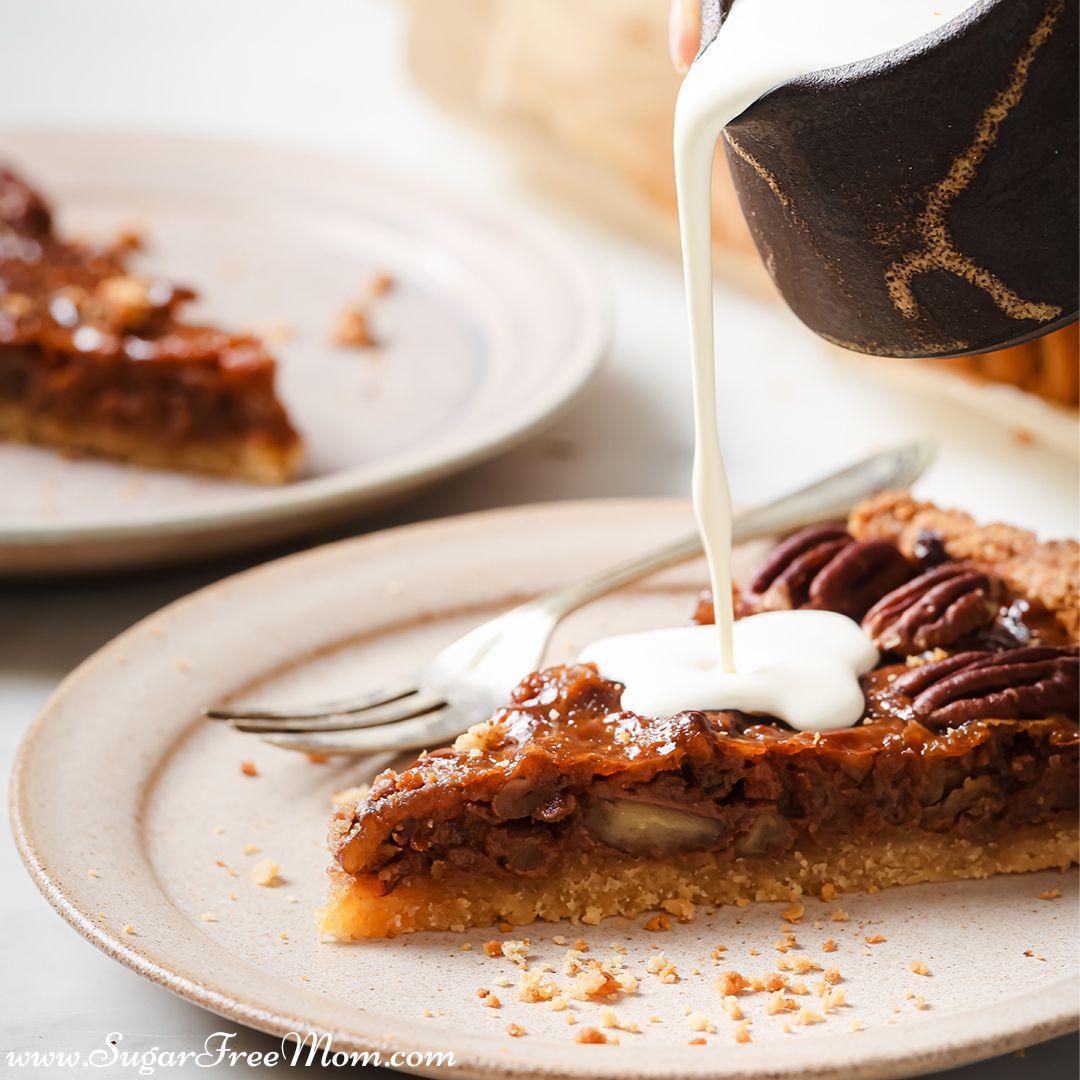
746,524 -> 852,609
890,646 -> 1079,729
745,525 -> 912,620
807,539 -> 913,619
862,564 -> 999,655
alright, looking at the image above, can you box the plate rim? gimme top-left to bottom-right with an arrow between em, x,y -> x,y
0,129 -> 609,547
9,497 -> 1079,1080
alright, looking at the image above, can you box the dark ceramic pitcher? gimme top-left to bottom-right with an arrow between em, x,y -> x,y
699,0 -> 1078,358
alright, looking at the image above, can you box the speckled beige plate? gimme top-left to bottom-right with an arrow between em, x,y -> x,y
0,132 -> 605,574
10,500 -> 1079,1080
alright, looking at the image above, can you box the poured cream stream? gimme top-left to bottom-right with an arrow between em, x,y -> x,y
583,0 -> 974,731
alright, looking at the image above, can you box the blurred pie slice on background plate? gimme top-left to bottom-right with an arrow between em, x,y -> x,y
0,132 -> 605,574
0,166 -> 303,483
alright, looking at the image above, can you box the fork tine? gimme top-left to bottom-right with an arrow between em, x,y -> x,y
257,703 -> 468,755
224,691 -> 446,734
204,675 -> 420,723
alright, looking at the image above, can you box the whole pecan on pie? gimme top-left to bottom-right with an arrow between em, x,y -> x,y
743,524 -> 912,620
889,646 -> 1080,729
862,564 -> 1001,656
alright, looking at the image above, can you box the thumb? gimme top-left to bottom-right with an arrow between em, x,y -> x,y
669,0 -> 702,74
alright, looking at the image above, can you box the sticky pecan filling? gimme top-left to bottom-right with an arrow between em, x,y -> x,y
333,664 -> 1077,892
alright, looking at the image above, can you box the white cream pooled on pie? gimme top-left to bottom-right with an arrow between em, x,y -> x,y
580,610 -> 879,732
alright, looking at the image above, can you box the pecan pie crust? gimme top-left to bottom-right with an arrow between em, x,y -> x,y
322,495 -> 1079,938
0,167 -> 302,482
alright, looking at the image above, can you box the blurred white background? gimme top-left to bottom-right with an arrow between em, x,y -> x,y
0,1 -> 1075,1076
0,0 -> 1075,528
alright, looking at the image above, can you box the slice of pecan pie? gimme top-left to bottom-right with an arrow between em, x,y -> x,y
322,494 -> 1078,937
0,167 -> 302,482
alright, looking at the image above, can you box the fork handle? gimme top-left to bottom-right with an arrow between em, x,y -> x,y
526,440 -> 932,619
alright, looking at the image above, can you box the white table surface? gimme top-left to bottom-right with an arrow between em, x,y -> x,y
1,2 -> 1076,1077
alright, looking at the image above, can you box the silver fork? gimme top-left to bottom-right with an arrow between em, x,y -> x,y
205,440 -> 932,755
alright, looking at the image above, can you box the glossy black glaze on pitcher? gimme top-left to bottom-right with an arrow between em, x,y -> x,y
699,0 -> 1078,358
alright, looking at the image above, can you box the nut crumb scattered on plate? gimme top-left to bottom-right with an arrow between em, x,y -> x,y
251,858 -> 281,887
574,1026 -> 608,1045
333,308 -> 375,348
